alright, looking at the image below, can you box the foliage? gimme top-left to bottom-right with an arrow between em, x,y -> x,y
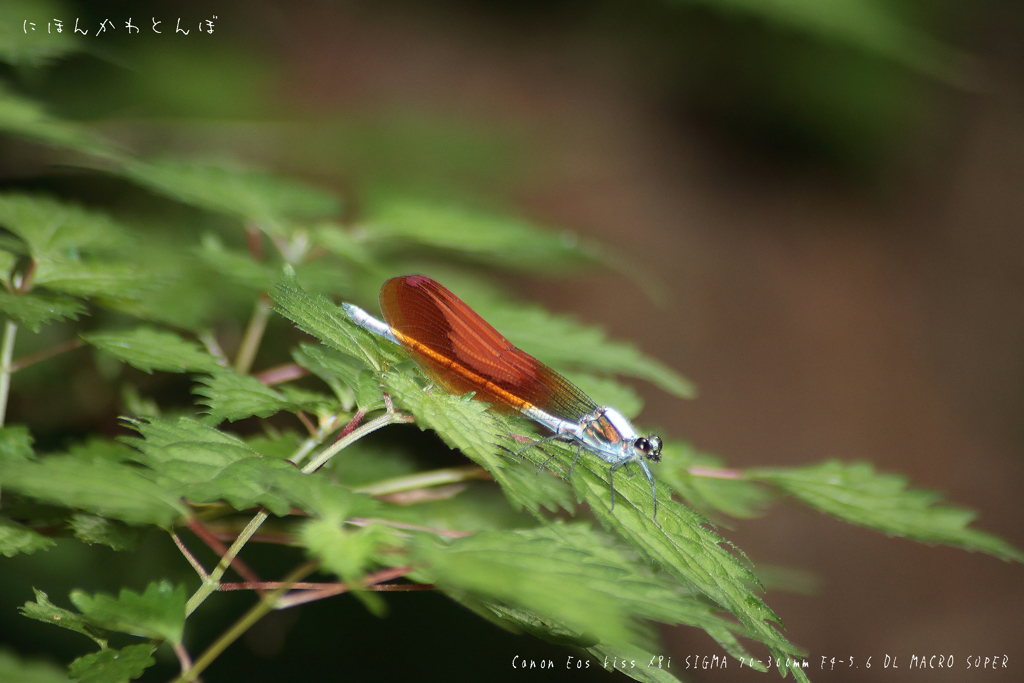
0,4 -> 1012,683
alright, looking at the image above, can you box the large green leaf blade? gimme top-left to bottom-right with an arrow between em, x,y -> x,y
0,455 -> 187,527
67,644 -> 155,683
70,581 -> 186,644
194,371 -> 299,423
83,327 -> 222,374
751,460 -> 1024,562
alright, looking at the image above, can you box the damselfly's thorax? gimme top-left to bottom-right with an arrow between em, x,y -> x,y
578,406 -> 662,465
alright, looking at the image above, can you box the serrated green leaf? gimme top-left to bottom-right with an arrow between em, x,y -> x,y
0,516 -> 56,556
750,460 -> 1024,562
293,343 -> 387,411
277,385 -> 340,415
0,86 -> 109,155
361,198 -> 596,270
121,416 -> 256,485
68,514 -> 141,551
506,435 -> 799,658
194,370 -> 299,423
83,327 -> 222,374
273,276 -> 404,371
0,425 -> 34,463
183,457 -> 299,516
19,589 -> 109,646
67,644 -> 155,683
0,291 -> 86,331
383,370 -> 575,518
0,455 -> 187,526
0,193 -> 129,261
274,470 -> 379,520
121,158 -> 340,234
70,581 -> 186,644
0,647 -> 71,683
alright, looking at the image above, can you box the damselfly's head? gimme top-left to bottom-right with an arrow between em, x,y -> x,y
634,434 -> 662,463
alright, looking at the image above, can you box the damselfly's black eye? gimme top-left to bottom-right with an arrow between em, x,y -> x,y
637,435 -> 662,462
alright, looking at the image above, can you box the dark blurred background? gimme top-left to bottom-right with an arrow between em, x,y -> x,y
1,0 -> 1022,681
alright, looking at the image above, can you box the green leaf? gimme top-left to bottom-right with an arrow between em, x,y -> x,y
121,416 -> 256,485
294,343 -> 383,411
68,514 -> 141,551
120,158 -> 341,234
196,233 -> 276,292
272,275 -> 404,372
477,303 -> 695,399
0,455 -> 187,527
0,425 -> 35,463
32,260 -> 151,300
0,291 -> 86,331
0,647 -> 71,683
0,516 -> 56,556
301,518 -> 392,614
417,525 -> 742,651
19,589 -> 109,646
183,457 -> 301,516
382,370 -> 572,516
0,193 -> 129,262
83,327 -> 222,374
659,442 -> 774,520
70,581 -> 186,644
750,460 -> 1024,562
0,1 -> 81,67
682,0 -> 972,86
67,644 -> 155,683
194,370 -> 299,423
509,435 -> 800,659
361,198 -> 596,270
0,86 -> 109,155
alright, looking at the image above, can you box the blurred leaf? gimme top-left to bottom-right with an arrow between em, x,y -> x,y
0,516 -> 55,556
20,589 -> 109,646
751,461 -> 1024,562
0,455 -> 187,526
680,0 -> 972,85
196,233 -> 276,292
564,372 -> 643,420
0,86 -> 109,155
0,0 -> 80,67
0,425 -> 34,463
194,370 -> 299,423
0,648 -> 71,683
68,513 -> 141,551
0,193 -> 128,261
121,158 -> 341,235
361,198 -> 596,270
480,303 -> 695,399
83,327 -> 222,374
0,291 -> 85,331
659,442 -> 774,520
301,518 -> 392,614
70,581 -> 186,644
33,260 -> 152,300
67,644 -> 155,683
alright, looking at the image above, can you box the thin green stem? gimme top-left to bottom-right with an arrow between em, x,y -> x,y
174,561 -> 319,683
234,294 -> 272,374
301,411 -> 413,474
0,320 -> 18,427
354,465 -> 488,496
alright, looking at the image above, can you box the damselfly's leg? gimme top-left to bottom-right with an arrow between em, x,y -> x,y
567,443 -> 583,479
